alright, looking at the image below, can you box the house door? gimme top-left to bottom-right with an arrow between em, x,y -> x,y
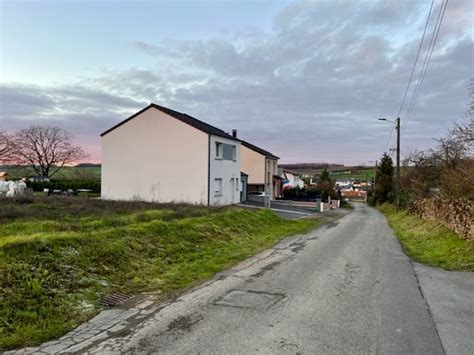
231,178 -> 235,203
240,175 -> 248,202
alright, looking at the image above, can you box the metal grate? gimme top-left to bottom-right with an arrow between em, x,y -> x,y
100,293 -> 133,308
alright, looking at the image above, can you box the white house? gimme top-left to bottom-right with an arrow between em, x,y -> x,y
280,169 -> 304,189
335,178 -> 353,190
101,104 -> 241,206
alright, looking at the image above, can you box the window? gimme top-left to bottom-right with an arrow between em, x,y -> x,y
236,178 -> 239,191
222,144 -> 236,161
214,178 -> 222,195
215,142 -> 223,159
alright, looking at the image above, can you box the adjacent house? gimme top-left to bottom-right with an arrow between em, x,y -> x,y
279,169 -> 304,189
237,132 -> 280,199
101,104 -> 241,205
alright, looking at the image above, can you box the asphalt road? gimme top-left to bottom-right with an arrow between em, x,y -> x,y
239,200 -> 322,219
88,203 -> 445,354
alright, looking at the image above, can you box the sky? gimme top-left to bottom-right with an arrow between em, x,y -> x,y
0,0 -> 472,165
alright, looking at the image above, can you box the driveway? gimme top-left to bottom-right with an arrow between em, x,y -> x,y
239,199 -> 327,219
13,203 -> 472,354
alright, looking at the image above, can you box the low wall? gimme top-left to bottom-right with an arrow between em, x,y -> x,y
409,198 -> 473,241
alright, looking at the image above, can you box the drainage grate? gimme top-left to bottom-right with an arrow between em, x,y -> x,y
100,293 -> 134,308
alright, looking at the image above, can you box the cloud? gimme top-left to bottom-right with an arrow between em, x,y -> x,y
1,0 -> 471,164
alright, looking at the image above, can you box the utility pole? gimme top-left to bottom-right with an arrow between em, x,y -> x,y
373,160 -> 377,193
264,160 -> 271,209
378,117 -> 400,209
365,173 -> 368,203
396,117 -> 401,210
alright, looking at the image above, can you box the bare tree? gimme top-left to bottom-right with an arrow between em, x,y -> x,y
400,81 -> 474,200
6,126 -> 88,178
452,79 -> 474,148
0,130 -> 10,156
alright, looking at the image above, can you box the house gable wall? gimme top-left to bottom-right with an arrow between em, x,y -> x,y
101,108 -> 208,204
241,145 -> 266,185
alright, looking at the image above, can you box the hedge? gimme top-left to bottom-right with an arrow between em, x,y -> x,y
26,179 -> 101,193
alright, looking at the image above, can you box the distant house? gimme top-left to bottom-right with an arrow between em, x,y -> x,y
279,169 -> 304,189
335,178 -> 352,190
0,172 -> 8,181
236,131 -> 280,199
101,104 -> 241,205
352,180 -> 371,191
341,189 -> 366,201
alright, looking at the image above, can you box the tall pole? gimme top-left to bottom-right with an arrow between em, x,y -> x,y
396,117 -> 401,210
365,173 -> 368,203
373,160 -> 377,193
265,159 -> 271,209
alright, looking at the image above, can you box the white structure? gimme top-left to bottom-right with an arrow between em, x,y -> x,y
280,169 -> 304,189
0,180 -> 28,198
335,178 -> 353,190
101,104 -> 241,205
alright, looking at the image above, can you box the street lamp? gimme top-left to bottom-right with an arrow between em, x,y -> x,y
378,117 -> 401,210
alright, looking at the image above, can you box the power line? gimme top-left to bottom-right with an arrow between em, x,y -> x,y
382,125 -> 394,153
381,0 -> 436,154
397,0 -> 435,118
402,0 -> 449,134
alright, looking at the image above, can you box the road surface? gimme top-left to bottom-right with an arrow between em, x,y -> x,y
88,203 -> 445,354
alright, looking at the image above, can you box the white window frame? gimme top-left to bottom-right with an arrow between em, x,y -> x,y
215,142 -> 223,159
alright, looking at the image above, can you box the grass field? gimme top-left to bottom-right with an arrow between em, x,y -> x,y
329,167 -> 374,180
378,204 -> 474,271
3,166 -> 101,180
0,197 -> 318,350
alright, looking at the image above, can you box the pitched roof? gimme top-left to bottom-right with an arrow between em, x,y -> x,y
240,140 -> 279,159
100,103 -> 239,141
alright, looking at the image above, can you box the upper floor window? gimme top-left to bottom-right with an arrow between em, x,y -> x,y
222,143 -> 236,161
215,142 -> 223,159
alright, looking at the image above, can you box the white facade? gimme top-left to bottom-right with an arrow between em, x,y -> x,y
101,105 -> 240,206
209,135 -> 241,205
282,170 -> 304,189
